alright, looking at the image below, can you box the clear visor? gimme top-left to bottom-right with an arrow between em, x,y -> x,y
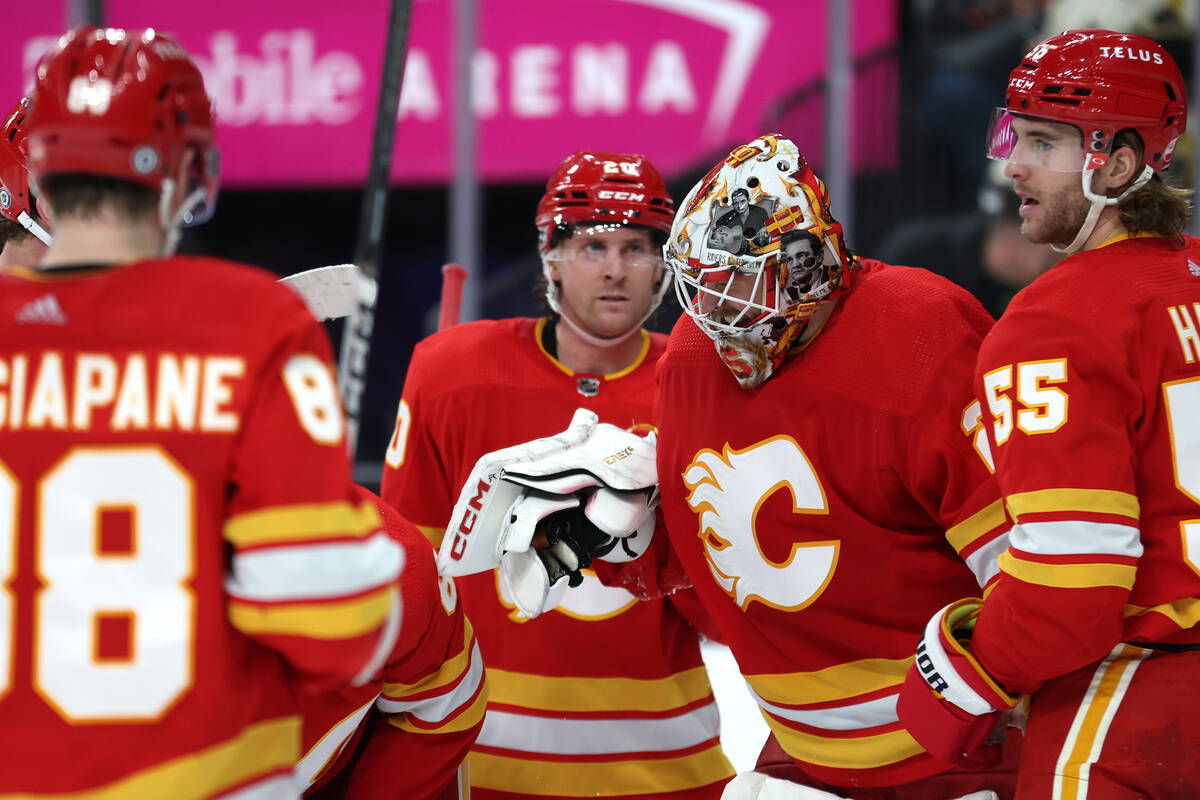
544,222 -> 665,270
985,107 -> 1089,172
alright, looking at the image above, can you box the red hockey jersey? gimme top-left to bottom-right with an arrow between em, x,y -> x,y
300,487 -> 482,800
381,318 -> 733,799
655,260 -> 1009,789
0,258 -> 402,797
973,234 -> 1200,692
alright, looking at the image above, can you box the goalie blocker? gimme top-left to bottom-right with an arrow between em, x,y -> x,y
437,408 -> 658,617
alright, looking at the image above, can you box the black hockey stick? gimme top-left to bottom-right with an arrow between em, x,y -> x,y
338,0 -> 415,456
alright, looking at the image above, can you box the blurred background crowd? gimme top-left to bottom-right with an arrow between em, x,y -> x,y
6,0 -> 1198,482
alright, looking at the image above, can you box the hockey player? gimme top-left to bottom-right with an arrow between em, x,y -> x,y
898,29 -> 1200,797
0,26 -> 403,797
437,134 -> 1019,799
0,98 -> 50,269
380,151 -> 735,799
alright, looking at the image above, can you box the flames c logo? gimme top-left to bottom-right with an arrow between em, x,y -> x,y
684,436 -> 839,611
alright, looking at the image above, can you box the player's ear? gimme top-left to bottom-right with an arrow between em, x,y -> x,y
1103,144 -> 1140,193
35,194 -> 53,225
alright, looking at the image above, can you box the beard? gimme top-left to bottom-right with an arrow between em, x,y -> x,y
1022,182 -> 1092,247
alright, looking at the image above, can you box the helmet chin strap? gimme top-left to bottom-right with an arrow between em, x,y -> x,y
158,178 -> 207,257
17,210 -> 52,245
540,252 -> 669,350
1052,164 -> 1153,255
556,306 -> 645,349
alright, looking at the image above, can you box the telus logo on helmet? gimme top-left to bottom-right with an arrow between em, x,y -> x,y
1097,46 -> 1164,64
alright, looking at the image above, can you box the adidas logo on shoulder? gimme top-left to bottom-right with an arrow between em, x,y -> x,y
1188,258 -> 1200,278
15,293 -> 69,325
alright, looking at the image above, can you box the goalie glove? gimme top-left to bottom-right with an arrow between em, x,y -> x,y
437,408 -> 599,577
437,407 -> 658,574
896,598 -> 1018,770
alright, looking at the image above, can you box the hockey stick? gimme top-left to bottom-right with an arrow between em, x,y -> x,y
338,0 -> 416,456
437,263 -> 467,331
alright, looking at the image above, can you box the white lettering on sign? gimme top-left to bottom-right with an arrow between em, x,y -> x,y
190,30 -> 364,126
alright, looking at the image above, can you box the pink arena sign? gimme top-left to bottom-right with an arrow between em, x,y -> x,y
3,1 -> 896,186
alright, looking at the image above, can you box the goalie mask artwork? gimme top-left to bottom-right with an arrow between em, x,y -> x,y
666,134 -> 853,388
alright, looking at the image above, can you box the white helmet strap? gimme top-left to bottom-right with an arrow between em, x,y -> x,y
539,250 -> 670,350
16,210 -> 52,245
1052,164 -> 1153,255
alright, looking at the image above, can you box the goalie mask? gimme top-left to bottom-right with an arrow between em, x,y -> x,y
666,134 -> 852,388
535,151 -> 674,347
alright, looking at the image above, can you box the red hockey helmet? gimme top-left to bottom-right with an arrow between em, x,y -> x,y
27,26 -> 218,225
0,99 -> 34,223
535,151 -> 674,252
997,29 -> 1186,173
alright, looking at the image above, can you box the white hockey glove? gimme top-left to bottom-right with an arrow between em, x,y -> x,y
437,408 -> 659,617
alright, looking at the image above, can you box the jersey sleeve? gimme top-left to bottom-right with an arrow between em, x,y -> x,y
223,305 -> 403,689
972,306 -> 1143,694
892,304 -> 1011,593
341,493 -> 485,800
380,341 -> 458,547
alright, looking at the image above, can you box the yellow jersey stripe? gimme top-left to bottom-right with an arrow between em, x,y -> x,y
1124,597 -> 1200,628
383,619 -> 476,697
945,500 -> 1006,554
0,717 -> 299,800
416,524 -> 445,548
229,585 -> 394,639
483,665 -> 714,713
1005,488 -> 1139,522
767,717 -> 925,769
467,743 -> 732,796
745,658 -> 911,706
1053,644 -> 1148,799
999,551 -> 1137,590
390,681 -> 489,735
225,499 -> 382,548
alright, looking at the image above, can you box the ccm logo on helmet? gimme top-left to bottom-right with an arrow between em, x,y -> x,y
1098,46 -> 1164,64
1009,77 -> 1034,91
596,190 -> 645,202
915,640 -> 949,695
450,479 -> 491,560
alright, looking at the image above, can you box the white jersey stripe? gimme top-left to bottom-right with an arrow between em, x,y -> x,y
376,641 -> 484,724
475,700 -> 721,756
295,696 -> 377,786
965,533 -> 1010,588
226,532 -> 403,602
1012,520 -> 1142,559
748,685 -> 899,731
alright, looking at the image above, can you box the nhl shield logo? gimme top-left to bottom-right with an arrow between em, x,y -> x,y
577,377 -> 601,397
0,187 -> 10,210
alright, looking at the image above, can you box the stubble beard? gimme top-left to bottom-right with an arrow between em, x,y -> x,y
1022,184 -> 1092,248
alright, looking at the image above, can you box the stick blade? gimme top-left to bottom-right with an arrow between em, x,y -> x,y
280,264 -> 360,321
